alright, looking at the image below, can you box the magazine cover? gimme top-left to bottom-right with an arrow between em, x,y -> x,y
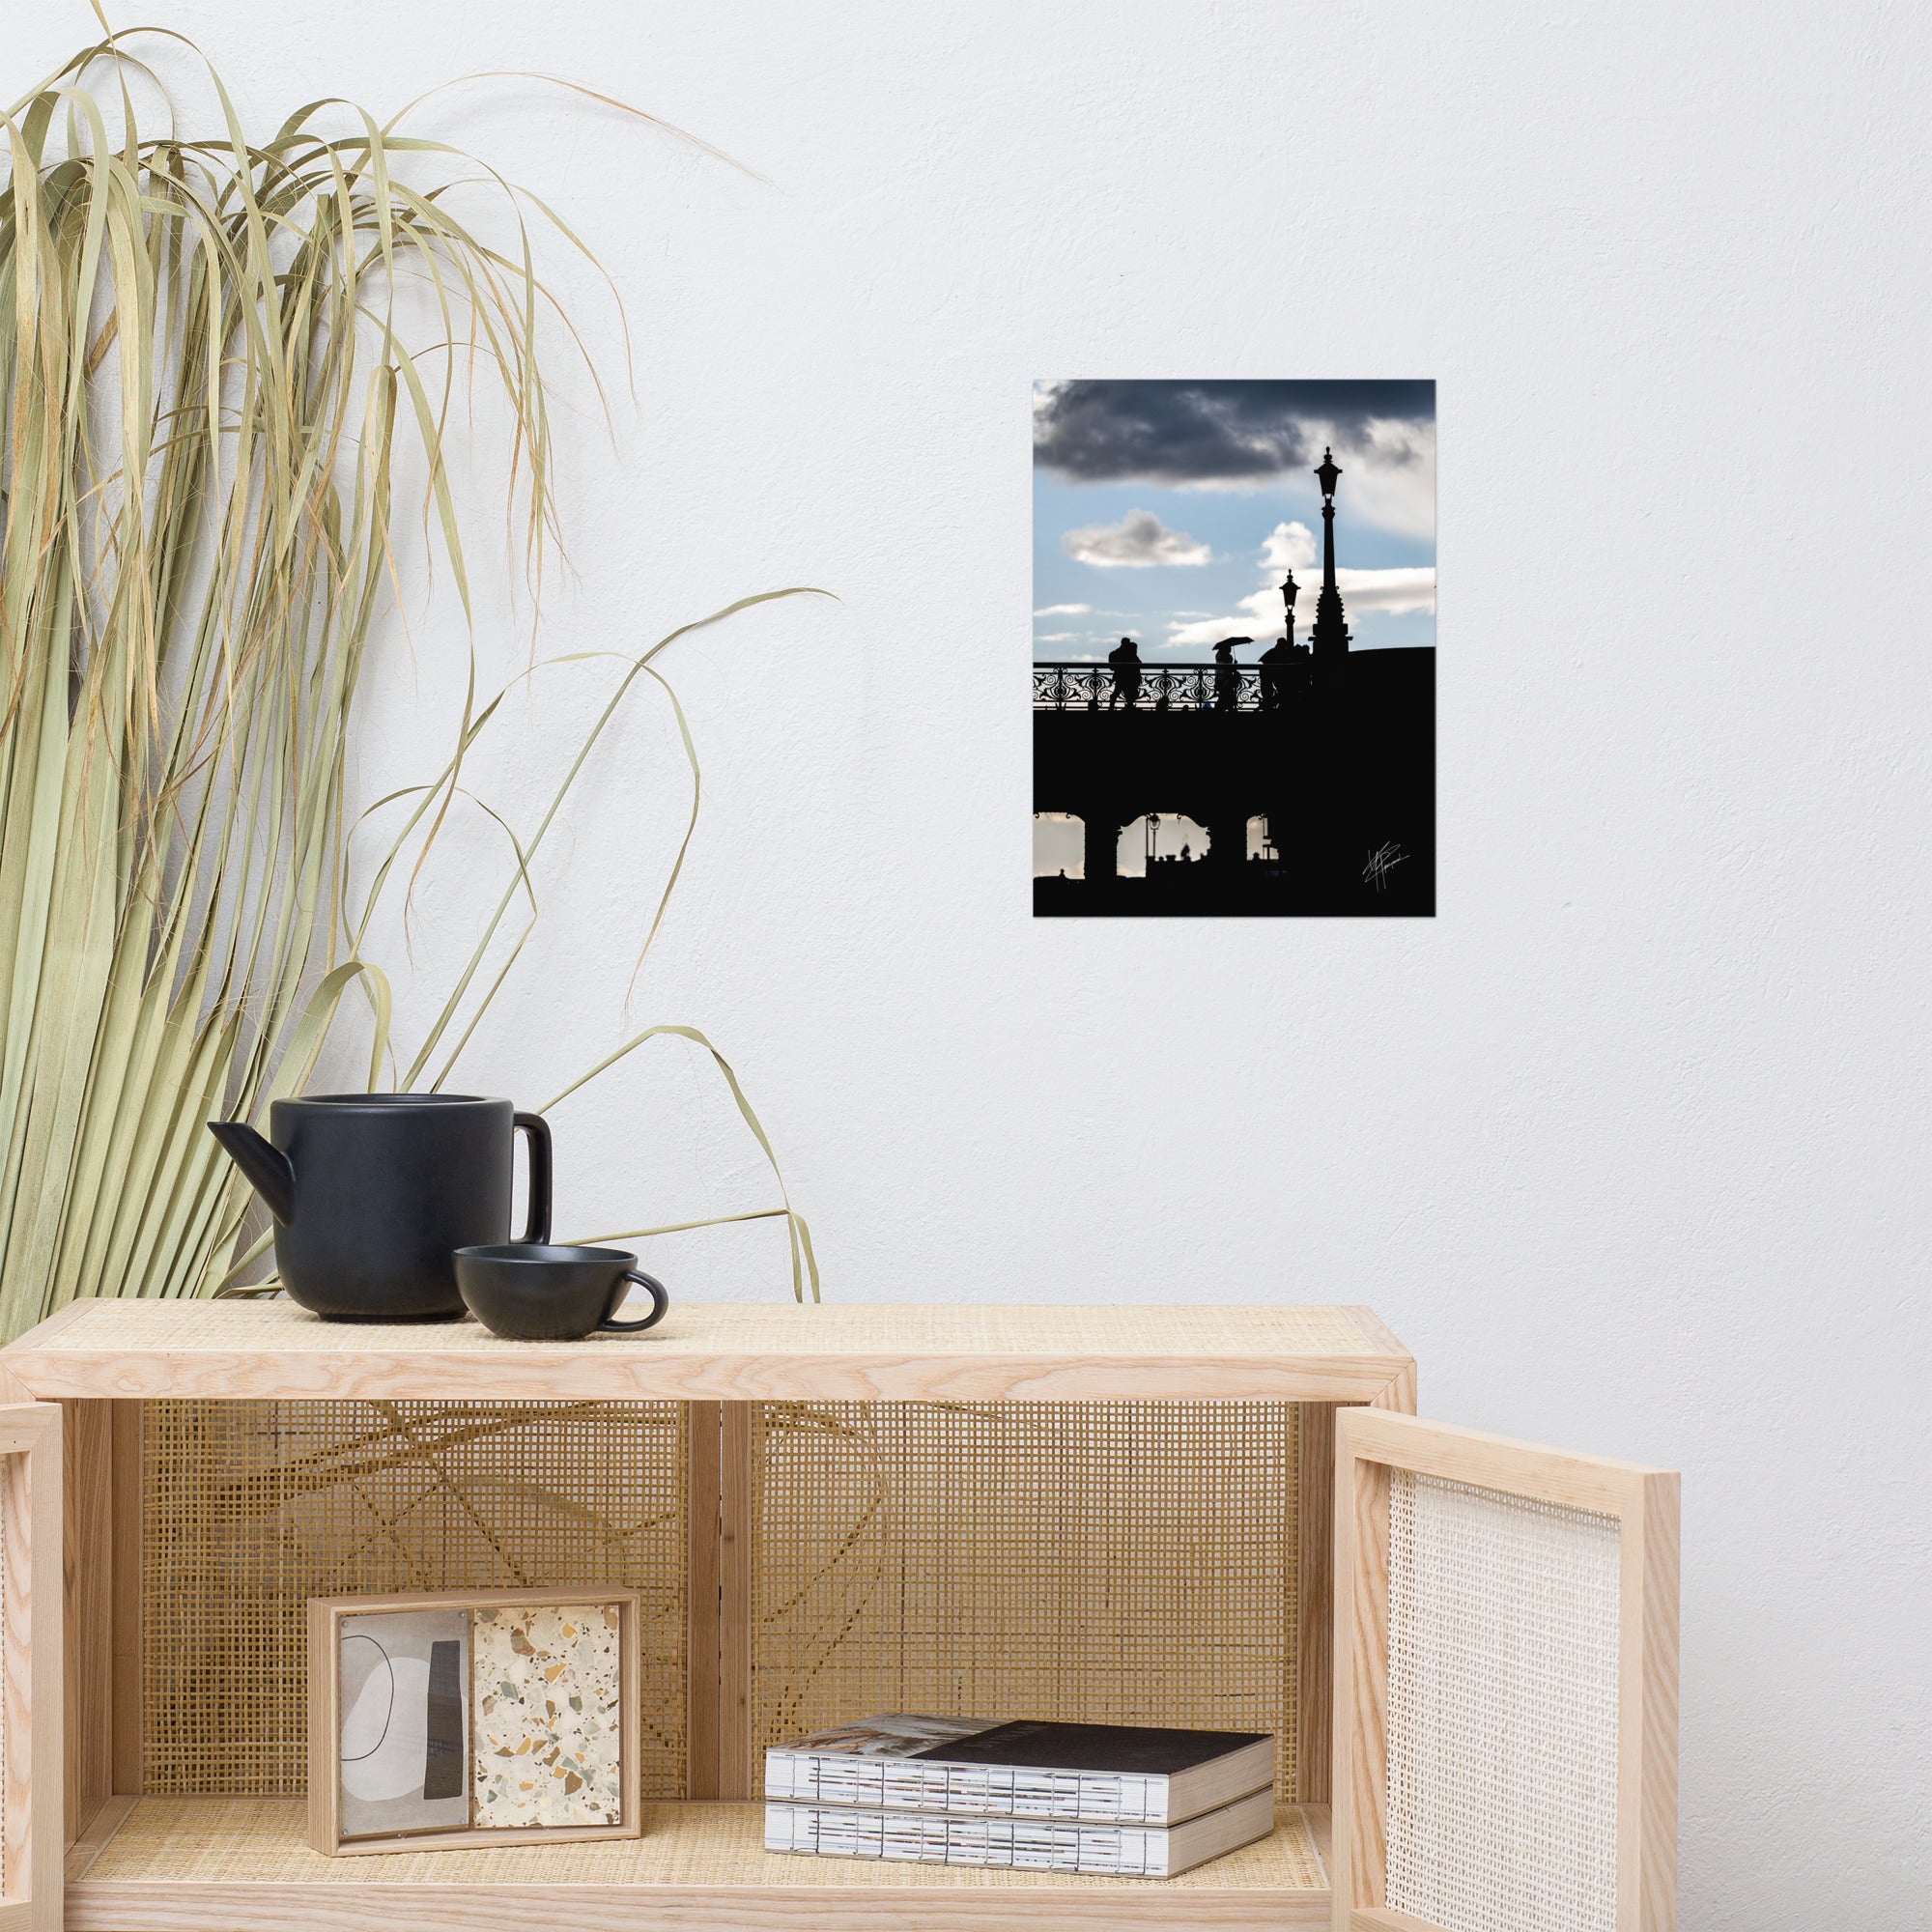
772,1714 -> 997,1758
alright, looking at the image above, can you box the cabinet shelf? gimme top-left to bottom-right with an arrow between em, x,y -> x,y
1,1296 -> 1413,1404
65,1796 -> 1333,1930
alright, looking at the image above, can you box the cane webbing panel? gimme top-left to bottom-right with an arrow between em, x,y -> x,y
751,1402 -> 1300,1799
1385,1469 -> 1621,1932
142,1402 -> 686,1797
81,1795 -> 1328,1889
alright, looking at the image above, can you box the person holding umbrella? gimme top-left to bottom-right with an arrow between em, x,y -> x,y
1211,637 -> 1252,711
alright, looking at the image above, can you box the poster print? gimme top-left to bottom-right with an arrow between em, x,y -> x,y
1033,381 -> 1435,917
337,1605 -> 471,1839
471,1602 -> 626,1828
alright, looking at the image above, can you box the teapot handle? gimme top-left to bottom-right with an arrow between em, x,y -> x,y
513,1112 -> 553,1244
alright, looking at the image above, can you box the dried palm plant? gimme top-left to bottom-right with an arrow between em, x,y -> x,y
0,26 -> 817,1340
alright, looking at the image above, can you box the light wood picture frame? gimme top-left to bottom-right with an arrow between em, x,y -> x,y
307,1585 -> 643,1856
1332,1408 -> 1678,1932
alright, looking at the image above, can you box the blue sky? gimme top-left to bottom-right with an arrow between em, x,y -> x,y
1032,381 -> 1435,662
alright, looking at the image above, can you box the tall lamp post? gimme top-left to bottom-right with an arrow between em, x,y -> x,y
1309,445 -> 1351,665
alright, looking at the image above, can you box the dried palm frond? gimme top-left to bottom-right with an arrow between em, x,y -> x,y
0,27 -> 818,1339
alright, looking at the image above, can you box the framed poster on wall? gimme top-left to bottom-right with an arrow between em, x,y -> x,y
1033,380 -> 1436,918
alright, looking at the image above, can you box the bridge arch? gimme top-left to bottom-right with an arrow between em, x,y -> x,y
1032,811 -> 1086,880
1117,812 -> 1212,877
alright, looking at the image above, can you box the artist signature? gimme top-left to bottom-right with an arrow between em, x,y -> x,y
1363,842 -> 1407,894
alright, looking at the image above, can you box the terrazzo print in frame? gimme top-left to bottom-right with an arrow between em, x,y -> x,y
473,1602 -> 626,1827
308,1586 -> 640,1855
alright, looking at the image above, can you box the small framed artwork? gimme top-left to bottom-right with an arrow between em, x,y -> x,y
306,1586 -> 641,1855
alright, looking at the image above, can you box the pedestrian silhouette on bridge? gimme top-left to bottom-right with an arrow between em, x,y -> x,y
1212,637 -> 1251,711
1107,637 -> 1142,710
1260,636 -> 1290,710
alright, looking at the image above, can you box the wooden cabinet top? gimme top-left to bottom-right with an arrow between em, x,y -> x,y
1,1297 -> 1412,1404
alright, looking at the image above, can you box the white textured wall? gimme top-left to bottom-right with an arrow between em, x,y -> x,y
16,3 -> 1928,1920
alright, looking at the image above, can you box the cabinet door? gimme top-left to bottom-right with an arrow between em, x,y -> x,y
0,1405 -> 60,1932
1332,1408 -> 1677,1932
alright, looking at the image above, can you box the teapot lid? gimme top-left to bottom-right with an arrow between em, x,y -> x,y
281,1092 -> 508,1108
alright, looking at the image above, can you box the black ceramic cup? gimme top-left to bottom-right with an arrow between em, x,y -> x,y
452,1243 -> 669,1342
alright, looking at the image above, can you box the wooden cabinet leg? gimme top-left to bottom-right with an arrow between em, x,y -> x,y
62,1399 -> 112,1841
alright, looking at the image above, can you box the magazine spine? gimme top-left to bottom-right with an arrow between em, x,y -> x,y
764,1751 -> 1173,1823
763,1801 -> 1177,1876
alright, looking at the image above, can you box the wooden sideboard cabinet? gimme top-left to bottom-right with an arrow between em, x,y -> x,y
0,1298 -> 1675,1932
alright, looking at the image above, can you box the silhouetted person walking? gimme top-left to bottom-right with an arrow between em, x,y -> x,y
1212,637 -> 1250,711
1108,637 -> 1142,710
1260,636 -> 1289,711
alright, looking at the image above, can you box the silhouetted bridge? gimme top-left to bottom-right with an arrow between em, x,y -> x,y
1033,649 -> 1436,916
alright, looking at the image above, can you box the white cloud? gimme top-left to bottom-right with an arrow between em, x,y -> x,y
1331,565 -> 1435,615
1260,521 -> 1319,573
1160,511 -> 1433,648
1165,612 -> 1272,650
1036,632 -> 1080,643
1033,603 -> 1091,617
1305,417 -> 1435,540
1164,566 -> 1435,649
1167,419 -> 1435,535
1112,417 -> 1435,541
1062,509 -> 1212,568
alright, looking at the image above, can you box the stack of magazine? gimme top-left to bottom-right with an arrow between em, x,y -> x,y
763,1714 -> 1276,1878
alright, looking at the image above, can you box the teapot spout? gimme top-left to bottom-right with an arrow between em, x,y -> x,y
207,1120 -> 296,1224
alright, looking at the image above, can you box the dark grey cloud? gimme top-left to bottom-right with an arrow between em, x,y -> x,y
1033,380 -> 1435,485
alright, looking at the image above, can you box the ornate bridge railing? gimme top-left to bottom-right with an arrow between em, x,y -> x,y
1033,661 -> 1273,712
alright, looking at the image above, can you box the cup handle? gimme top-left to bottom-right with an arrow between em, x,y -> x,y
512,1112 -> 553,1245
600,1270 -> 669,1333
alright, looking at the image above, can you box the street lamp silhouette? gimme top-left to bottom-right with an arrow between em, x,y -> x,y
1310,445 -> 1351,663
1280,568 -> 1298,640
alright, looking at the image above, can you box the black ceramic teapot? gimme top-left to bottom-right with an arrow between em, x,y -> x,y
209,1094 -> 551,1321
